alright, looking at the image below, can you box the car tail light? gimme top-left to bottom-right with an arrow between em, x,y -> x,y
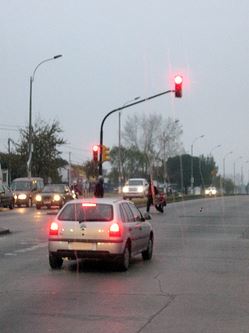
49,222 -> 59,236
109,222 -> 121,237
82,203 -> 96,207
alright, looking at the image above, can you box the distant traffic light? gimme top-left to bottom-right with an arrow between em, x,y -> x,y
92,145 -> 99,162
174,75 -> 183,98
102,145 -> 110,162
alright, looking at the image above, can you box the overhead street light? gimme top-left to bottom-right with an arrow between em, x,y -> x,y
190,135 -> 205,194
27,54 -> 63,177
209,144 -> 221,156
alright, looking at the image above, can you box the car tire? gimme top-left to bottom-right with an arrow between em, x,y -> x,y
118,242 -> 130,271
142,236 -> 153,261
49,254 -> 63,269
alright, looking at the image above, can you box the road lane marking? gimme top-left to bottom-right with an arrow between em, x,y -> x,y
4,242 -> 47,256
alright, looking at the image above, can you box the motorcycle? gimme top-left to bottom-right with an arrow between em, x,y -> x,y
154,192 -> 167,213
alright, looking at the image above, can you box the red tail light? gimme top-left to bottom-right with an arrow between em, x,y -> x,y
49,222 -> 59,236
109,223 -> 121,237
82,203 -> 96,207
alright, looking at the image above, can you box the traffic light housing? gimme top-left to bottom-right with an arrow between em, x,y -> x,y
92,145 -> 99,162
102,145 -> 110,162
174,75 -> 183,98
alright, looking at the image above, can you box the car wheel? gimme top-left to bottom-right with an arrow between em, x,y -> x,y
49,254 -> 63,269
142,236 -> 153,261
118,242 -> 130,271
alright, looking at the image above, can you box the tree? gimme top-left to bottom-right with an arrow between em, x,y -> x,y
83,160 -> 99,179
167,154 -> 218,192
16,118 -> 67,182
120,114 -> 184,181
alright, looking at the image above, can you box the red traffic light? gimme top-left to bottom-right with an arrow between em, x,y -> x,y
92,145 -> 99,152
92,145 -> 99,162
174,75 -> 183,98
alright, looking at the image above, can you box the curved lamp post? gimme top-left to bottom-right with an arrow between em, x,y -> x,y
99,88 -> 174,175
233,156 -> 242,194
27,54 -> 63,177
190,135 -> 204,194
209,144 -> 221,156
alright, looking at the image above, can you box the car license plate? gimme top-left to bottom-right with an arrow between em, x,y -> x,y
68,242 -> 96,251
44,200 -> 51,205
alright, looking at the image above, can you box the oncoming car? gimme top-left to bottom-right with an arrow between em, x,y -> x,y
36,184 -> 75,209
122,178 -> 149,200
48,198 -> 153,271
11,177 -> 44,207
205,186 -> 217,196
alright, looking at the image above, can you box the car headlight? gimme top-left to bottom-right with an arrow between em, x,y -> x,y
122,187 -> 128,193
137,186 -> 144,193
14,194 -> 17,200
36,194 -> 42,202
53,194 -> 61,201
18,193 -> 27,200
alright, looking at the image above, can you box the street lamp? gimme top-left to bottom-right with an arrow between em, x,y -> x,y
209,144 -> 221,156
118,97 -> 140,192
222,151 -> 232,193
233,156 -> 242,194
190,135 -> 204,194
27,54 -> 63,177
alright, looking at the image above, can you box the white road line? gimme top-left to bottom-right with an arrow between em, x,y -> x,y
4,242 -> 47,256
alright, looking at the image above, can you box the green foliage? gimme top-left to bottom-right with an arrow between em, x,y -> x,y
15,118 -> 67,182
167,154 -> 218,191
83,160 -> 99,179
108,145 -> 149,184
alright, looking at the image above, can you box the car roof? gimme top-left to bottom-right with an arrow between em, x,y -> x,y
66,197 -> 131,205
12,177 -> 43,182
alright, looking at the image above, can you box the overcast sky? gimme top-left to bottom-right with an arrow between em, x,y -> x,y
1,0 -> 249,179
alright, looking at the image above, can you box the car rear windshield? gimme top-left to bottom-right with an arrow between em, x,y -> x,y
128,180 -> 144,186
58,203 -> 113,222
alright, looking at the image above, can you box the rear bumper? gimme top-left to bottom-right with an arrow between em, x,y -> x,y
123,193 -> 145,198
48,239 -> 124,259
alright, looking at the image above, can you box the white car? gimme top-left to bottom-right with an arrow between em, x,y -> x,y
122,178 -> 149,199
48,197 -> 154,271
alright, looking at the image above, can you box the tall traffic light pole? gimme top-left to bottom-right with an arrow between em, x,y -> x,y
98,89 -> 175,176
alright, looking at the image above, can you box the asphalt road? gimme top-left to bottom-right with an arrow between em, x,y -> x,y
0,196 -> 249,333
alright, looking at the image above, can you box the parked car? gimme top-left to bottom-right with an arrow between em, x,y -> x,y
48,197 -> 153,271
36,184 -> 75,209
122,178 -> 149,199
11,177 -> 44,207
0,184 -> 15,209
